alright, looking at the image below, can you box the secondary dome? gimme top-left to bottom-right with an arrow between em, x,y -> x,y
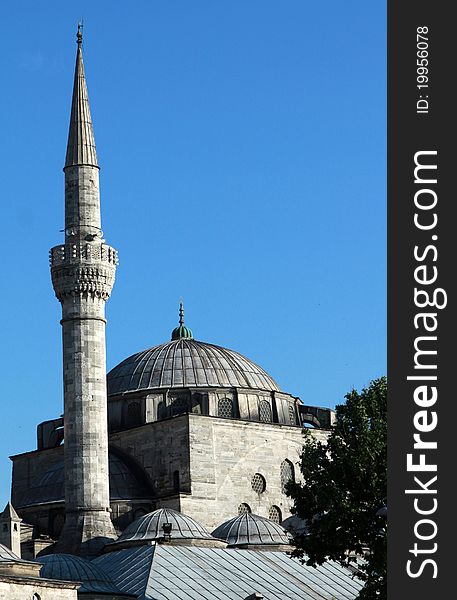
36,554 -> 130,596
211,513 -> 291,547
110,508 -> 216,546
14,453 -> 151,508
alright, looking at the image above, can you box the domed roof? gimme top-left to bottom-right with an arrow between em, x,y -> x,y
15,453 -> 152,508
211,513 -> 291,547
108,339 -> 280,395
36,554 -> 127,595
111,508 -> 215,546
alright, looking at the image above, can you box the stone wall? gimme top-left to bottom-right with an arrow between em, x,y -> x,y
0,576 -> 78,600
181,414 -> 328,531
109,415 -> 191,499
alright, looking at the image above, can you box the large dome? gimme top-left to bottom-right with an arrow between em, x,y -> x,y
108,338 -> 280,396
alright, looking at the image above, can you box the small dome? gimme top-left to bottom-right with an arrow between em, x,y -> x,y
36,554 -> 125,595
108,339 -> 280,395
282,514 -> 309,536
112,508 -> 215,546
211,513 -> 291,547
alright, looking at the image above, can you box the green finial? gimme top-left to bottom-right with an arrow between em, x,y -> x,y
171,301 -> 193,340
77,22 -> 83,47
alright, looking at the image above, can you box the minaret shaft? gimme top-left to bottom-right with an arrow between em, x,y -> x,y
64,166 -> 101,239
50,30 -> 117,555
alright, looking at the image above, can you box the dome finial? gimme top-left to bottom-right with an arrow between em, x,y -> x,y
171,301 -> 193,340
76,21 -> 83,47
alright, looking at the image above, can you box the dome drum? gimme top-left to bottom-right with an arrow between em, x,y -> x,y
107,381 -> 303,432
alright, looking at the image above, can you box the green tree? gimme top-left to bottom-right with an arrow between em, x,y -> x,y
286,377 -> 387,600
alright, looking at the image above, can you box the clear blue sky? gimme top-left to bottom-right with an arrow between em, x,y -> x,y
0,1 -> 385,506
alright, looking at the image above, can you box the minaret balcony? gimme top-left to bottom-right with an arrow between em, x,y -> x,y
49,242 -> 118,267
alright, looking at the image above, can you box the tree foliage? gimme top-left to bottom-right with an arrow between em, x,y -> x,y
286,377 -> 387,599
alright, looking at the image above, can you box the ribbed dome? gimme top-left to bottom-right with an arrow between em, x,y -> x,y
36,554 -> 126,595
111,508 -> 215,546
108,339 -> 280,395
211,513 -> 291,547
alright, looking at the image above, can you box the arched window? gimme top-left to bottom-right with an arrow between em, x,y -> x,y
126,401 -> 142,428
51,512 -> 65,539
269,505 -> 282,524
288,403 -> 297,425
238,503 -> 252,515
169,395 -> 189,416
218,397 -> 234,419
280,459 -> 295,494
251,473 -> 266,494
259,400 -> 272,422
157,400 -> 167,420
33,594 -> 41,600
192,392 -> 208,415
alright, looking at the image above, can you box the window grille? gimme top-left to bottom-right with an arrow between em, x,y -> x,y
288,403 -> 296,425
251,473 -> 266,494
238,503 -> 252,515
218,397 -> 234,418
169,395 -> 189,416
280,459 -> 295,494
268,505 -> 282,523
259,400 -> 272,422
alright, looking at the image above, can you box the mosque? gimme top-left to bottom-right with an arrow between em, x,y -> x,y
0,28 -> 362,600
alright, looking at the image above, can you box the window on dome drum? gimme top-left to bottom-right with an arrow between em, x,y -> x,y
157,400 -> 167,420
33,594 -> 41,600
192,392 -> 209,415
251,473 -> 266,494
238,503 -> 252,515
269,505 -> 282,524
259,399 -> 272,422
288,403 -> 296,425
126,401 -> 142,428
51,512 -> 65,539
169,395 -> 189,417
280,459 -> 295,494
218,397 -> 234,419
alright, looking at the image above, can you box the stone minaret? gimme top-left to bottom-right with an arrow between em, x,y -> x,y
50,25 -> 117,555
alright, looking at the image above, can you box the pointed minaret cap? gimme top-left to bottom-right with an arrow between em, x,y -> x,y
64,23 -> 99,169
0,502 -> 21,522
171,302 -> 194,340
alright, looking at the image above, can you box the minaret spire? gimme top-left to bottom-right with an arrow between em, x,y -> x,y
65,23 -> 98,170
50,26 -> 117,556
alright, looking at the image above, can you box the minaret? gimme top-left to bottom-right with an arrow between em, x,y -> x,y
50,25 -> 117,555
0,503 -> 22,557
